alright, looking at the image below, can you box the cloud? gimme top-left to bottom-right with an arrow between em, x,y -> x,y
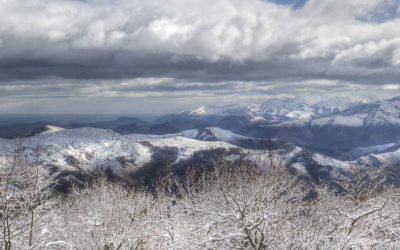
0,0 -> 399,113
0,0 -> 399,74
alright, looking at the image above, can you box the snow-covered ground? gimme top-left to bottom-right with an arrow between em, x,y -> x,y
0,128 -> 152,178
1,125 -> 400,185
144,136 -> 237,164
127,127 -> 254,143
0,127 -> 242,179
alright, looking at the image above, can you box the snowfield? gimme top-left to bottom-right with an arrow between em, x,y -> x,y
127,127 -> 254,143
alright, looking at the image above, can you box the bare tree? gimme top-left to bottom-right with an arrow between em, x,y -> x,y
0,138 -> 55,249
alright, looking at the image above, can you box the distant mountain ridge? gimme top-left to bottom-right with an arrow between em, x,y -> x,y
169,97 -> 362,122
273,96 -> 400,128
2,96 -> 400,165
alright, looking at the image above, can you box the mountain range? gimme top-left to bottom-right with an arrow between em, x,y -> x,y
1,96 -> 400,189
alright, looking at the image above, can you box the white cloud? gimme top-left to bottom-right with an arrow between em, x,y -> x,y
0,0 -> 400,113
0,0 -> 398,63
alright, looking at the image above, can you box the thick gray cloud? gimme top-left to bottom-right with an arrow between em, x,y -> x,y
0,0 -> 399,113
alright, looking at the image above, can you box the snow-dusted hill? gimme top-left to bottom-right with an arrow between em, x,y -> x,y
0,127 -> 240,187
128,127 -> 270,150
2,125 -> 400,189
129,127 -> 254,142
23,128 -> 151,178
0,127 -> 349,186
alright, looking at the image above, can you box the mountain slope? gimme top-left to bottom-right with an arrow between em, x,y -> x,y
264,96 -> 400,156
0,127 -> 361,190
308,96 -> 400,128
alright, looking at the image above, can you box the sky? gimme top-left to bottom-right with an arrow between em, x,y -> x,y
0,0 -> 400,114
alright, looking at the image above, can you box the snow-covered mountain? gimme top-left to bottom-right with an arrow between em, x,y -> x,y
181,104 -> 244,116
269,96 -> 400,128
0,126 -> 359,188
174,98 -> 354,122
311,97 -> 365,116
307,96 -> 400,127
247,99 -> 318,121
3,125 -> 400,190
128,127 -> 269,149
0,127 -> 240,189
344,141 -> 400,159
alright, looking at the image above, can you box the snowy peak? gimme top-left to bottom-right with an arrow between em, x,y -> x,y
181,104 -> 244,116
306,96 -> 400,127
168,96 -> 400,129
366,97 -> 400,126
180,98 -> 348,122
252,99 -> 316,121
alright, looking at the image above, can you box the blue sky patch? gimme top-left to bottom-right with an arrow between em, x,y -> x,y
267,0 -> 307,10
358,0 -> 399,23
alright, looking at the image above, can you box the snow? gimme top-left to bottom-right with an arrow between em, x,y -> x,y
272,120 -> 309,127
332,114 -> 367,127
144,136 -> 237,164
311,114 -> 367,127
128,127 -> 253,143
126,133 -> 175,140
178,129 -> 200,138
183,104 -> 244,116
39,125 -> 65,135
254,99 -> 319,120
373,148 -> 400,164
145,136 -> 236,152
313,97 -> 400,127
203,127 -> 251,141
178,98 -> 348,121
367,99 -> 400,126
3,123 -> 400,186
291,162 -> 307,175
250,116 -> 267,123
0,128 -> 153,177
311,117 -> 331,127
313,153 -> 349,169
285,109 -> 315,120
191,106 -> 207,115
356,143 -> 396,154
285,146 -> 302,159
